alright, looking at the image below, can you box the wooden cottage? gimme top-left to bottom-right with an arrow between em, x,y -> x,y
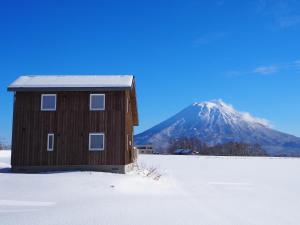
7,75 -> 138,173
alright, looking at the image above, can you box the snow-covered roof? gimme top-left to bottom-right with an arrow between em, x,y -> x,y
8,75 -> 134,91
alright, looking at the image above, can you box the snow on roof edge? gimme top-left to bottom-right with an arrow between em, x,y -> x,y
8,75 -> 134,91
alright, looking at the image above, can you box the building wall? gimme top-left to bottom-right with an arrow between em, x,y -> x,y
11,91 -> 132,168
124,90 -> 134,164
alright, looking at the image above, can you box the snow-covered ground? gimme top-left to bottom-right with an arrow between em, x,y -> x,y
1,150 -> 300,225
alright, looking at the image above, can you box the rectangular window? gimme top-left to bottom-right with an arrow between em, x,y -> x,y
127,134 -> 129,151
47,133 -> 54,151
41,94 -> 56,111
90,94 -> 105,111
127,134 -> 132,151
126,98 -> 129,113
89,133 -> 104,151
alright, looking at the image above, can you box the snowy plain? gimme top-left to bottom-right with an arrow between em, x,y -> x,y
1,150 -> 300,225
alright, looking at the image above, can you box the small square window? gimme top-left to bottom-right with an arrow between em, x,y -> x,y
90,94 -> 105,111
47,133 -> 54,151
89,133 -> 104,151
41,94 -> 56,111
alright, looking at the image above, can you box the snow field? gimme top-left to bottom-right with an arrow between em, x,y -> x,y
1,151 -> 300,225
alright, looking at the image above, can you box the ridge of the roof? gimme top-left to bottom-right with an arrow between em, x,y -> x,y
8,75 -> 134,91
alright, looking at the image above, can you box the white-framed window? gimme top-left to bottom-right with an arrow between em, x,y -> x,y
127,134 -> 132,151
127,134 -> 129,151
41,94 -> 56,111
47,133 -> 54,151
90,94 -> 105,111
89,133 -> 105,151
126,97 -> 129,113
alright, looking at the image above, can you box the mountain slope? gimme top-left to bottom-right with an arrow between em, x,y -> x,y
135,100 -> 300,156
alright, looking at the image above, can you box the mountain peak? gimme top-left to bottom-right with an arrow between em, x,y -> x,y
192,99 -> 269,127
192,100 -> 238,119
193,99 -> 231,109
135,100 -> 300,155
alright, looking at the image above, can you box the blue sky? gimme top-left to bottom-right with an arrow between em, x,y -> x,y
1,0 -> 300,143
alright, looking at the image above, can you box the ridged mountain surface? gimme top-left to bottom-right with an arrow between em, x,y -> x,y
135,100 -> 300,156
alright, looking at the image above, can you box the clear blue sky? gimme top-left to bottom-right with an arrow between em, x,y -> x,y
1,0 -> 300,143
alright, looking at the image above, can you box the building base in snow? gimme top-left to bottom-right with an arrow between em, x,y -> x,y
11,163 -> 135,174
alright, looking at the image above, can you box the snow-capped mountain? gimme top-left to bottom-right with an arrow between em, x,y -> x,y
135,100 -> 300,156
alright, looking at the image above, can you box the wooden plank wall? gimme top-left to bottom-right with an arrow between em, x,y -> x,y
124,89 -> 134,165
11,91 -> 127,167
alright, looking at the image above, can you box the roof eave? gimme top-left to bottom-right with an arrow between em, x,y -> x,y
7,86 -> 132,92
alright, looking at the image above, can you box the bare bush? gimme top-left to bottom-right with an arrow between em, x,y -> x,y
134,163 -> 162,181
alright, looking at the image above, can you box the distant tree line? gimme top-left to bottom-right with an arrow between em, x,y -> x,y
167,137 -> 268,156
0,139 -> 10,150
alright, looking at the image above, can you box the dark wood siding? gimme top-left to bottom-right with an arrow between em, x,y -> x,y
125,90 -> 134,164
11,91 -> 128,167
